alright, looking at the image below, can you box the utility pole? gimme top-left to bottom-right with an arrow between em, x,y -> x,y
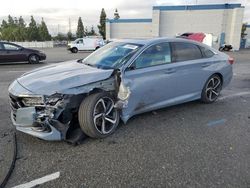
68,18 -> 71,33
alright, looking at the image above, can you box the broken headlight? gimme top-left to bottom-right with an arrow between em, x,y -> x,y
45,94 -> 64,106
46,97 -> 61,106
22,96 -> 44,106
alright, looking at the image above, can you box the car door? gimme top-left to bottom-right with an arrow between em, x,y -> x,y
76,39 -> 84,50
0,43 -> 6,63
121,42 -> 178,119
169,42 -> 214,98
2,43 -> 24,62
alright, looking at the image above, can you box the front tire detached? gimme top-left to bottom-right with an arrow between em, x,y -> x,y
78,92 -> 120,138
201,74 -> 222,103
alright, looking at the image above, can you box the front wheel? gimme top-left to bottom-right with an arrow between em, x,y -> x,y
78,92 -> 120,138
201,74 -> 222,103
28,54 -> 39,63
71,47 -> 78,53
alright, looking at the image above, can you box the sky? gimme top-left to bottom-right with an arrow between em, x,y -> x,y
0,0 -> 249,36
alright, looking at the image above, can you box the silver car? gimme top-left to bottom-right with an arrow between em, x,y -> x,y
8,38 -> 233,141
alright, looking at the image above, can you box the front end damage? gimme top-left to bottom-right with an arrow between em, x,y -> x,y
8,70 -> 131,142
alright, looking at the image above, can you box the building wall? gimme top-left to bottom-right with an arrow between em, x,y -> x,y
158,9 -> 224,49
106,4 -> 244,50
106,20 -> 152,40
156,7 -> 244,50
225,8 -> 244,50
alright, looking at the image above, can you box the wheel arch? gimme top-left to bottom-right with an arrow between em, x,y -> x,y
213,72 -> 224,86
28,53 -> 40,60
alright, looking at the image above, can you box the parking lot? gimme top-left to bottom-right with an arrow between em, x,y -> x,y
0,48 -> 250,188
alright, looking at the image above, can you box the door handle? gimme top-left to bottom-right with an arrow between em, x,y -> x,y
164,68 -> 176,74
202,63 -> 210,67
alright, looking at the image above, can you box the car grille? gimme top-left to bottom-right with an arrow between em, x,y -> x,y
9,94 -> 25,121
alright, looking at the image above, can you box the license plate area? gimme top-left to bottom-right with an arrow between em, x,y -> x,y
16,107 -> 36,127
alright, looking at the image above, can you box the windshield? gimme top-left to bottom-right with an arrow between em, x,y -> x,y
81,42 -> 143,69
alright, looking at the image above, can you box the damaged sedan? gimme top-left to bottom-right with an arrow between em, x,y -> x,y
8,38 -> 233,141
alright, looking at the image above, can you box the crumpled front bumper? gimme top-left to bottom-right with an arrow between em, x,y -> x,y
9,80 -> 63,141
10,110 -> 62,141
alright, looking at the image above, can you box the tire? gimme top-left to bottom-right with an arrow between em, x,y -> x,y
219,47 -> 223,51
201,74 -> 222,103
95,46 -> 100,50
71,47 -> 78,53
78,92 -> 120,138
28,54 -> 39,63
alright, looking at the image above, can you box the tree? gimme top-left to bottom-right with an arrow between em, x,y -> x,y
18,16 -> 25,27
241,23 -> 248,39
1,20 -> 8,28
38,18 -> 51,41
54,33 -> 67,41
114,9 -> 120,20
76,17 -> 84,38
67,31 -> 73,41
89,25 -> 96,36
85,27 -> 89,36
15,16 -> 27,41
7,15 -> 14,26
27,16 -> 39,41
98,8 -> 106,39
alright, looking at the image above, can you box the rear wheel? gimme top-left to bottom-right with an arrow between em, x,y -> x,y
28,54 -> 39,63
78,92 -> 120,138
201,74 -> 222,103
71,47 -> 78,53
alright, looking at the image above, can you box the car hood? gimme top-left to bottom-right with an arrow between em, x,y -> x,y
17,60 -> 114,95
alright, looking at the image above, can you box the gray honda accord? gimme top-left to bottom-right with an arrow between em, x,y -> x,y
8,38 -> 233,141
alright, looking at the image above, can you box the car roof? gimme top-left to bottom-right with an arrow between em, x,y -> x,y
0,41 -> 19,45
110,37 -> 204,46
111,37 -> 218,53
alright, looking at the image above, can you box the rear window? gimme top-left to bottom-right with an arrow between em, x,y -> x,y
199,46 -> 215,58
171,42 -> 203,62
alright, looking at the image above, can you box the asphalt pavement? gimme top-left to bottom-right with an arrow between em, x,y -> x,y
0,48 -> 249,188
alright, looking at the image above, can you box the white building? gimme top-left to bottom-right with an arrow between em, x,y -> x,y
106,3 -> 245,50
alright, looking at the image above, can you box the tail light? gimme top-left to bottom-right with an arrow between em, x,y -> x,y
228,57 -> 234,65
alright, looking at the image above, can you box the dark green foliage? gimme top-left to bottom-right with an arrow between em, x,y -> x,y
114,9 -> 120,20
89,25 -> 96,36
38,18 -> 51,41
67,31 -> 73,41
76,17 -> 84,38
27,16 -> 40,41
98,8 -> 106,39
0,15 -> 52,41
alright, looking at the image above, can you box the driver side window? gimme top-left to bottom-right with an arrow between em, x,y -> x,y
3,43 -> 19,50
77,39 -> 83,44
132,42 -> 171,69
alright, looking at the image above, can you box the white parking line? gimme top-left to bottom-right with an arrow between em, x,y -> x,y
12,172 -> 60,188
218,91 -> 250,101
